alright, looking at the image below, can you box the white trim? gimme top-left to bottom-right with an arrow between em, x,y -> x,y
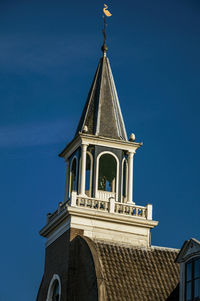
46,274 -> 61,301
69,155 -> 78,198
127,151 -> 135,203
79,144 -> 88,195
95,151 -> 119,201
61,134 -> 142,161
86,151 -> 93,197
121,158 -> 128,203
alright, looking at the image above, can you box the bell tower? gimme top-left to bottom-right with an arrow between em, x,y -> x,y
37,40 -> 158,301
60,45 -> 139,205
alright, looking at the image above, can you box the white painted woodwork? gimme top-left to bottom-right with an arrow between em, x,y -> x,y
127,151 -> 134,203
80,144 -> 88,195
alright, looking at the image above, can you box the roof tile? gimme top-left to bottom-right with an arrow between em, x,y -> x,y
94,241 -> 179,301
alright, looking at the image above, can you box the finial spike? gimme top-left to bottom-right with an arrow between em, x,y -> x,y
101,4 -> 112,55
101,15 -> 108,55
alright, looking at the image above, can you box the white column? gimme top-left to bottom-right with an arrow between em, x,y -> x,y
109,197 -> 115,213
146,204 -> 152,220
71,191 -> 77,207
127,151 -> 134,203
80,143 -> 88,195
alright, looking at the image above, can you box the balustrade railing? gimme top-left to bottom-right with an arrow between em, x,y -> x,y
46,193 -> 152,224
76,196 -> 109,212
96,190 -> 116,201
115,203 -> 147,218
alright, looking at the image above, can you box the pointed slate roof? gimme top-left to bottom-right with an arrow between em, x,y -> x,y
75,54 -> 128,141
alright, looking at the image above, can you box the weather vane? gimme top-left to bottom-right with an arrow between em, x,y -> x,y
102,4 -> 112,53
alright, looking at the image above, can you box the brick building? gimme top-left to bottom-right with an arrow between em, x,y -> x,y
36,40 -> 180,301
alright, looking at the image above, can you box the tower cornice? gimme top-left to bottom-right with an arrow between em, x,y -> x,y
59,132 -> 142,160
39,197 -> 158,248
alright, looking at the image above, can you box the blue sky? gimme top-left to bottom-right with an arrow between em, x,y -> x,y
1,0 -> 200,300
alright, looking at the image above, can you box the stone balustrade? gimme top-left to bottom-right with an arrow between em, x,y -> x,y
96,190 -> 116,201
115,203 -> 147,218
46,192 -> 153,224
76,196 -> 109,211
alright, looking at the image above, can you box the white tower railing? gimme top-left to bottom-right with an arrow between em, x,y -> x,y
46,191 -> 153,224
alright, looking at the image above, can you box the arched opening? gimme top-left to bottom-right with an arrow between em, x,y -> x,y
46,274 -> 61,301
85,152 -> 92,197
52,280 -> 59,301
122,159 -> 127,202
98,153 -> 117,192
69,157 -> 77,196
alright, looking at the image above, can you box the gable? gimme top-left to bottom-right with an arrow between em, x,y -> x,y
176,238 -> 200,263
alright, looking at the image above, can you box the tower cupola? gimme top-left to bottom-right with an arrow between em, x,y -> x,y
59,48 -> 141,204
40,37 -> 157,249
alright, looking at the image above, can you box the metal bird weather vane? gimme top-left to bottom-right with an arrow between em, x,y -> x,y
102,4 -> 112,48
103,4 -> 112,17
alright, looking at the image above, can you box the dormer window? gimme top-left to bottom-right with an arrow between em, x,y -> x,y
185,257 -> 200,301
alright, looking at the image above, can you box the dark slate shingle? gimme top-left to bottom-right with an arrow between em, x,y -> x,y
75,56 -> 128,141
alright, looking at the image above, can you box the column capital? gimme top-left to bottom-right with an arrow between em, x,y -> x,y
81,143 -> 88,150
128,150 -> 135,157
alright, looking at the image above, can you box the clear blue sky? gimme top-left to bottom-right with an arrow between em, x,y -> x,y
1,0 -> 200,300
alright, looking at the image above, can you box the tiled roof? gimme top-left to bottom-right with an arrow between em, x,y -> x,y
94,241 -> 179,301
75,56 -> 128,141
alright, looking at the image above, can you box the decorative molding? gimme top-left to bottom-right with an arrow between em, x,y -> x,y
41,202 -> 158,248
60,133 -> 142,160
176,238 -> 200,263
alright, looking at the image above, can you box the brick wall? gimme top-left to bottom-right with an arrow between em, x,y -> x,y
36,228 -> 97,301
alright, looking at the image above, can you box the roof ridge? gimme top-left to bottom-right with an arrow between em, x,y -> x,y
93,239 -> 180,252
151,245 -> 180,252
